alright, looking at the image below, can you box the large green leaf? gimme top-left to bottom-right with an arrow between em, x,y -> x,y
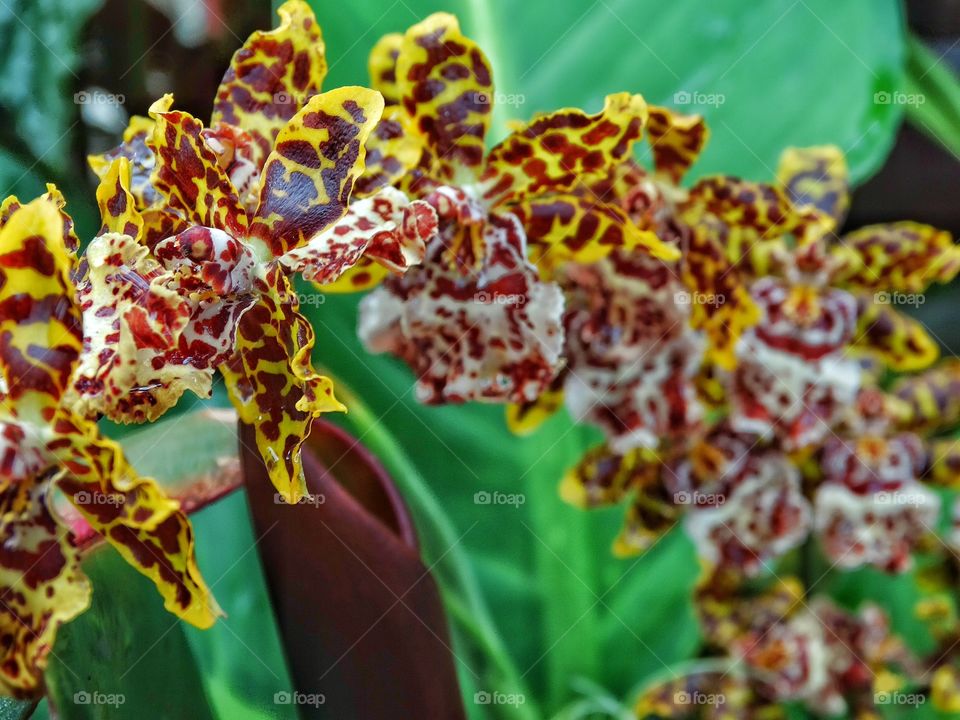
41,547 -> 216,720
301,1 -> 909,716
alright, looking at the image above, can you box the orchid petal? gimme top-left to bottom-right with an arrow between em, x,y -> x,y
645,105 -> 708,183
248,87 -> 384,258
149,96 -> 249,237
221,268 -> 345,502
397,13 -> 494,178
0,479 -> 90,697
211,0 -> 327,168
482,93 -> 648,205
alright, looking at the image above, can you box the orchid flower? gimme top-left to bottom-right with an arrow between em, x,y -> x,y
0,195 -> 218,697
80,2 -> 437,502
352,14 -> 678,405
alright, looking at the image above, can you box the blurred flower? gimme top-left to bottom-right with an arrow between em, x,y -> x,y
355,14 -> 678,404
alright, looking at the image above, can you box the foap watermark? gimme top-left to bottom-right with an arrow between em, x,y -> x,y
73,490 -> 125,506
874,91 -> 925,107
674,490 -> 725,506
473,91 -> 526,108
473,291 -> 525,306
674,691 -> 725,706
74,89 -> 125,107
274,691 -> 326,707
277,291 -> 327,307
874,691 -> 925,706
874,291 -> 924,307
275,492 -> 326,507
474,690 -> 526,707
875,490 -> 928,507
73,691 -> 125,708
674,290 -> 726,307
474,490 -> 525,508
673,90 -> 725,108
272,91 -> 310,106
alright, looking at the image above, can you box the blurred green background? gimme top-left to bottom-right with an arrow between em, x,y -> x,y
1,0 -> 959,718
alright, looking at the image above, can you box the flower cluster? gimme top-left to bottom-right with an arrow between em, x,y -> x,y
331,13 -> 960,715
4,1 -> 960,713
0,1 -> 436,697
553,128 -> 960,714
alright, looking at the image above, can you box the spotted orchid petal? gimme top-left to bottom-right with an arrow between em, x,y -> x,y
685,450 -> 812,577
892,359 -> 960,434
560,443 -> 680,557
681,221 -> 760,370
359,213 -> 564,404
645,105 -> 709,184
396,13 -> 494,179
776,145 -> 849,234
560,252 -> 703,452
0,480 -> 91,697
355,105 -> 425,198
685,176 -> 802,274
481,93 -> 649,205
2,185 -> 79,255
88,114 -> 159,210
247,86 -> 384,258
71,232 -> 200,423
853,297 -> 939,372
149,96 -> 249,238
281,186 -> 437,289
559,443 -> 660,509
0,196 -> 82,422
95,156 -> 144,238
815,434 -> 939,573
423,184 -> 487,274
729,279 -> 861,450
513,193 -> 680,275
925,439 -> 960,489
505,378 -> 565,436
0,194 -> 81,495
614,495 -> 682,557
831,222 -> 960,293
143,208 -> 192,252
221,267 -> 345,502
211,0 -> 327,169
54,422 -> 221,627
368,32 -> 403,106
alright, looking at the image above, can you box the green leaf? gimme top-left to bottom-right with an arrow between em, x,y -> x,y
0,698 -> 36,720
41,547 -> 216,720
113,409 -> 297,719
182,492 -> 299,720
0,0 -> 102,161
903,34 -> 960,161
